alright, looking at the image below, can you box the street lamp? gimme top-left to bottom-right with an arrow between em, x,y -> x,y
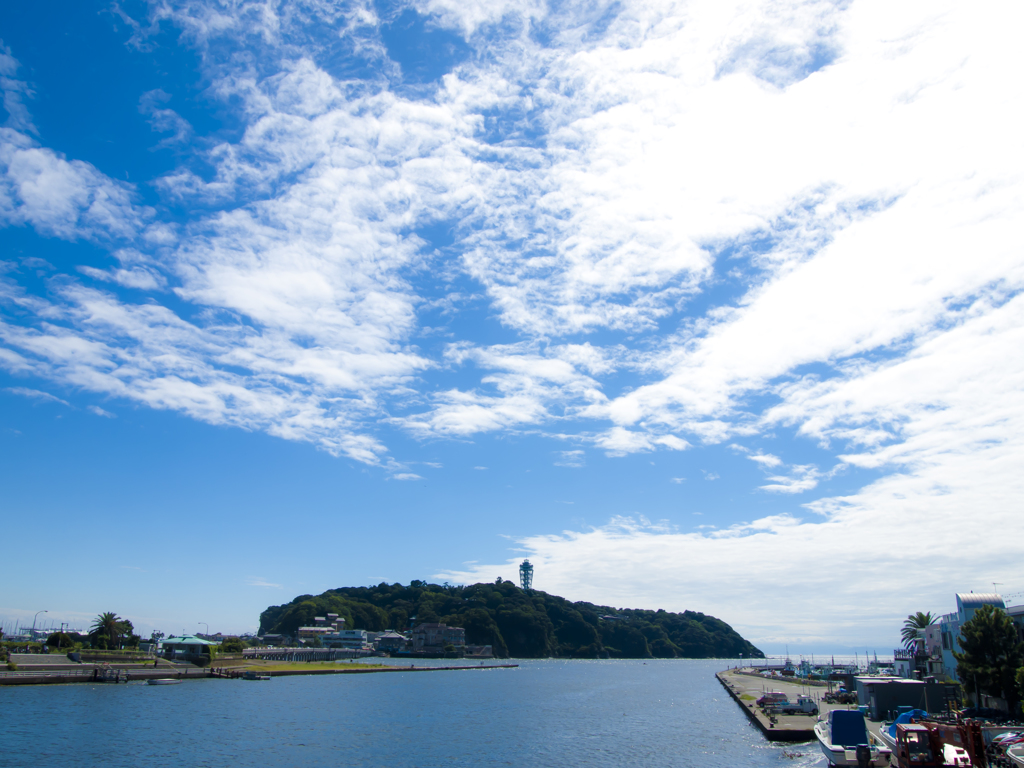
31,610 -> 48,637
199,622 -> 208,638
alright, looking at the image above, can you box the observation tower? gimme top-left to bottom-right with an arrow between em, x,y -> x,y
519,559 -> 534,592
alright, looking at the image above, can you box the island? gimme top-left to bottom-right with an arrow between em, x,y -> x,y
258,580 -> 764,659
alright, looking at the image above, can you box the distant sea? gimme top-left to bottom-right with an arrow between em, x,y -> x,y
1,659 -> 830,767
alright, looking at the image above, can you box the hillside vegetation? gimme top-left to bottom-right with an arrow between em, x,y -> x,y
259,580 -> 763,659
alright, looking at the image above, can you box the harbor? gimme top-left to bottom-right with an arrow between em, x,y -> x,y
717,666 -> 869,742
0,658 -> 822,767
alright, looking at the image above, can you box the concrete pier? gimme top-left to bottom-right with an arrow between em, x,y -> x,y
717,666 -> 891,745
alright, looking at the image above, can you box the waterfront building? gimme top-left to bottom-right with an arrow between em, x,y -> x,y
1008,604 -> 1024,644
322,629 -> 369,649
854,676 -> 959,720
161,635 -> 217,661
893,624 -> 944,680
297,613 -> 346,643
938,592 -> 1005,682
376,631 -> 408,653
411,623 -> 466,652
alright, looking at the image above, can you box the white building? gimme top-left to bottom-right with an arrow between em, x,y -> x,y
323,629 -> 369,649
297,613 -> 346,643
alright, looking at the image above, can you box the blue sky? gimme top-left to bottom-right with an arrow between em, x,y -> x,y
2,0 -> 1022,654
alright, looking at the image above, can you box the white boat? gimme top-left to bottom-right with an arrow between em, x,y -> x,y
814,710 -> 892,767
1007,743 -> 1024,767
146,678 -> 182,685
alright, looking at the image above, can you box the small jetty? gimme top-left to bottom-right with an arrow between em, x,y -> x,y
718,667 -> 834,742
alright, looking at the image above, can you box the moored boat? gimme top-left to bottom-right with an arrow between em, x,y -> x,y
146,678 -> 181,685
813,710 -> 892,767
1007,743 -> 1024,767
878,709 -> 929,752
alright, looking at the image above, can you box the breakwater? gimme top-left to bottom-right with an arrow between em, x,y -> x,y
0,662 -> 519,686
716,668 -> 816,741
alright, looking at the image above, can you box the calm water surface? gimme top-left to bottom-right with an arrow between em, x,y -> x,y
1,659 -> 827,767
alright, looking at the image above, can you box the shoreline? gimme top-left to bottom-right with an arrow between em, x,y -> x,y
0,662 -> 519,686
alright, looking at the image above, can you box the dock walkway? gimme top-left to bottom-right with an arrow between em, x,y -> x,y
717,667 -> 886,744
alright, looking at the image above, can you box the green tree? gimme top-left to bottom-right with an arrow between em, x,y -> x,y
1017,666 -> 1024,708
46,632 -> 75,649
901,611 -> 936,649
221,637 -> 245,653
91,612 -> 124,649
954,604 -> 1024,709
118,619 -> 136,649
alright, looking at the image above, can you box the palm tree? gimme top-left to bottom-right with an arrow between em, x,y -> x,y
901,611 -> 936,649
91,612 -> 123,650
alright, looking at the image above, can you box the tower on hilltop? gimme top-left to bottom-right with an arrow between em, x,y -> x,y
519,559 -> 534,592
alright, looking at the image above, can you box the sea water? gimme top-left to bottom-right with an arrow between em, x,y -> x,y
0,659 -> 827,767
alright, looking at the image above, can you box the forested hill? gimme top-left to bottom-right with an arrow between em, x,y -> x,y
259,580 -> 764,659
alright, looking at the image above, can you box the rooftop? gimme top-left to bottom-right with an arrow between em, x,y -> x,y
163,635 -> 217,646
957,593 -> 1006,610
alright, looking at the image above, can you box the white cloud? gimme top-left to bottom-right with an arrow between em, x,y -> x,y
246,577 -> 282,588
391,472 -> 423,481
78,265 -> 166,291
139,89 -> 194,147
759,464 -> 819,494
437,434 -> 1022,648
748,452 -> 782,468
555,449 -> 585,467
0,45 -> 36,133
0,130 -> 149,242
669,477 -> 684,484
1,1 -> 1023,647
87,405 -> 116,418
5,386 -> 69,406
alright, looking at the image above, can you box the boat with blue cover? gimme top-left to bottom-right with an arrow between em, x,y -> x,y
878,708 -> 929,752
813,709 -> 892,766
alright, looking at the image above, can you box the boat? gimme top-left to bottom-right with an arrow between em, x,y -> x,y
242,670 -> 270,681
1007,743 -> 1024,767
146,678 -> 182,685
878,709 -> 930,752
813,709 -> 892,766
